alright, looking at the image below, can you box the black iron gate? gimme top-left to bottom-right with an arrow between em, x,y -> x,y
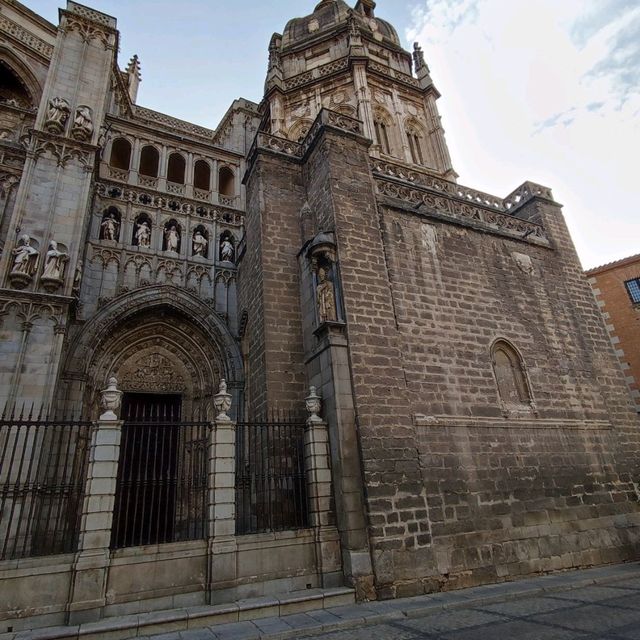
0,409 -> 92,560
235,415 -> 308,535
110,394 -> 208,549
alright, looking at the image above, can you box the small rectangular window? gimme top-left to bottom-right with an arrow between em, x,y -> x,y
625,278 -> 640,303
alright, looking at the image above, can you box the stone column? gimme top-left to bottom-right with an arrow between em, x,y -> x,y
158,145 -> 168,191
128,137 -> 140,185
67,377 -> 123,624
185,152 -> 194,199
207,380 -> 238,603
305,387 -> 342,587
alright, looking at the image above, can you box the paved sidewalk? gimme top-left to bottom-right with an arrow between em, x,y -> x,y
143,562 -> 640,640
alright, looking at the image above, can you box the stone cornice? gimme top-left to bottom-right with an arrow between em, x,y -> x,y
133,106 -> 214,141
372,158 -> 553,245
414,414 -> 612,431
94,180 -> 244,227
0,13 -> 54,60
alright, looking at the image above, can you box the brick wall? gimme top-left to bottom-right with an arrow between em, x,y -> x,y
587,256 -> 640,412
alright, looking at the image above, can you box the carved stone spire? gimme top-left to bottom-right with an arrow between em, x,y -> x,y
125,54 -> 142,103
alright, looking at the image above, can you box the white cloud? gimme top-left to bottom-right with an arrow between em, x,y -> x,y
407,0 -> 640,269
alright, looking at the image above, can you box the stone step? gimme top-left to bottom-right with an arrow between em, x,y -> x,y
2,587 -> 355,640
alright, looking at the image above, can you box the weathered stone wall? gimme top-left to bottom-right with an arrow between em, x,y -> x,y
240,152 -> 307,415
363,194 -> 640,595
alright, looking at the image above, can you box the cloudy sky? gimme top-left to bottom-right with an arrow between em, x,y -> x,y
24,0 -> 639,269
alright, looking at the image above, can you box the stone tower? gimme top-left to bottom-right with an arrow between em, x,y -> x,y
0,2 -> 117,411
242,0 -> 640,599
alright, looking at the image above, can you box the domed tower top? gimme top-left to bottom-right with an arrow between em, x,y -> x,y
281,0 -> 400,50
264,1 -> 456,180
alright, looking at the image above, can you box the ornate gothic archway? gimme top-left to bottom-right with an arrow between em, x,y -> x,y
59,286 -> 243,418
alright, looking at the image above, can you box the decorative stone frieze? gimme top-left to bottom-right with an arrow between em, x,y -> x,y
0,15 -> 54,59
95,181 -> 244,224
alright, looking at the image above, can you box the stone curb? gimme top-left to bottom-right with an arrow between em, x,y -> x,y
197,562 -> 640,640
5,562 -> 640,640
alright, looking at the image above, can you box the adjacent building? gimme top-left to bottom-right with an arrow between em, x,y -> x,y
0,0 -> 639,632
587,254 -> 640,412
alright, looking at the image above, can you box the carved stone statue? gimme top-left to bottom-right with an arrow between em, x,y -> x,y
192,229 -> 207,257
73,259 -> 83,292
100,213 -> 120,241
165,225 -> 180,253
41,240 -> 68,281
70,105 -> 93,142
316,267 -> 336,323
220,237 -> 234,262
135,220 -> 151,247
11,233 -> 38,278
44,97 -> 70,135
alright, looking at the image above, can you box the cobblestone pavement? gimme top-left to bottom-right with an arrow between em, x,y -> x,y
140,563 -> 640,640
302,580 -> 640,640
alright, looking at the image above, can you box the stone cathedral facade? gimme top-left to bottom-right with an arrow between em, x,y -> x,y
1,0 -> 640,628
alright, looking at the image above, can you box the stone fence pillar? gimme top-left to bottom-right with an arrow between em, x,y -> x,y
67,377 -> 123,625
207,379 -> 238,603
305,387 -> 342,586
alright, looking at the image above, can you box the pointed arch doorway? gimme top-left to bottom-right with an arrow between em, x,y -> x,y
59,287 -> 244,549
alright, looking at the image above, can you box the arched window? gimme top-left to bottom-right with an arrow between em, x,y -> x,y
132,212 -> 152,247
109,138 -> 132,170
139,145 -> 159,177
193,160 -> 211,191
374,119 -> 391,155
167,153 -> 185,184
0,60 -> 33,108
218,167 -> 235,197
407,128 -> 424,165
99,206 -> 121,241
491,339 -> 534,413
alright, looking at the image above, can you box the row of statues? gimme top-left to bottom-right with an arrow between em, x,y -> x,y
44,97 -> 94,142
10,234 -> 69,289
101,212 -> 235,261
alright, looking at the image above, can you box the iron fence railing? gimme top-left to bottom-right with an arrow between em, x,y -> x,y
110,420 -> 209,549
236,416 -> 308,535
0,412 -> 92,561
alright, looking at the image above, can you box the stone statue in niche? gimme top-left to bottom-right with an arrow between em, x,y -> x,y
100,212 -> 120,241
73,259 -> 83,293
165,225 -> 180,253
44,97 -> 70,134
41,240 -> 68,281
220,236 -> 234,263
135,220 -> 151,247
11,234 -> 39,283
70,105 -> 93,142
316,266 -> 337,323
192,229 -> 207,257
